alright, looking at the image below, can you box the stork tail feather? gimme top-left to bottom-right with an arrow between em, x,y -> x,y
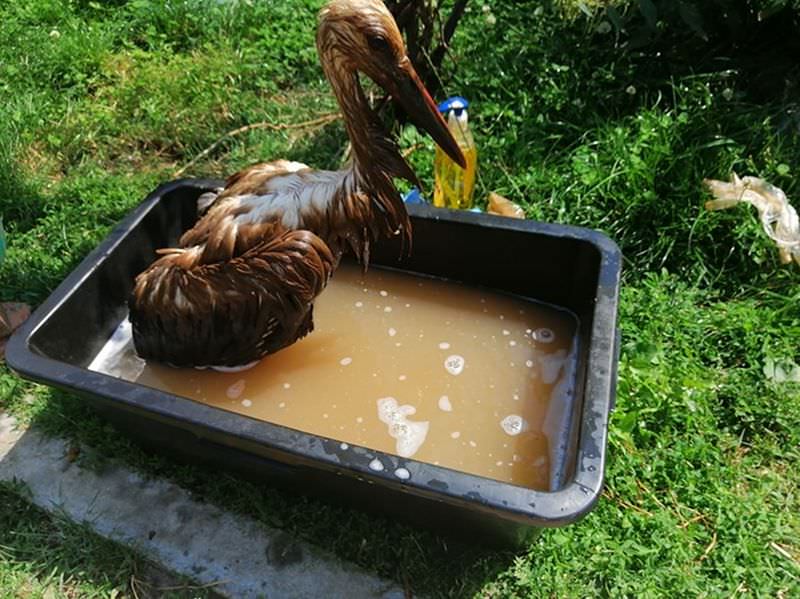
129,230 -> 336,368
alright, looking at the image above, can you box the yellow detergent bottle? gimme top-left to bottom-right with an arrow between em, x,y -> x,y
433,96 -> 477,210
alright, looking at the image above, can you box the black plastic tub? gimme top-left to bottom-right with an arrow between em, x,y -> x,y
7,179 -> 621,547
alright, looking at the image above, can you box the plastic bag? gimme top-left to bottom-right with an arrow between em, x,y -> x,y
704,173 -> 800,266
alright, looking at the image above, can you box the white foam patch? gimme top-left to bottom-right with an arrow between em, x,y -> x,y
227,380 -> 246,399
369,458 -> 384,472
540,349 -> 567,384
501,414 -> 527,436
376,397 -> 429,458
394,467 -> 410,480
444,355 -> 465,376
438,396 -> 453,412
210,361 -> 259,373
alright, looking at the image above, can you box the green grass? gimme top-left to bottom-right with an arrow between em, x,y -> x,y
1,0 -> 799,596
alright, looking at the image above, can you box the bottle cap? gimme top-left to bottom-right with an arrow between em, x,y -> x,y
438,96 -> 469,116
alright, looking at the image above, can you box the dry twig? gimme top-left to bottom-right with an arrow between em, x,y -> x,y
174,113 -> 341,177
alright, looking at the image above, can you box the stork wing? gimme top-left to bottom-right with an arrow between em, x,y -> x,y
130,227 -> 335,368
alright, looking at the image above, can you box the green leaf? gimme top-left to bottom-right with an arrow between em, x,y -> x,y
607,6 -> 624,32
0,216 -> 5,266
639,0 -> 658,29
678,2 -> 707,40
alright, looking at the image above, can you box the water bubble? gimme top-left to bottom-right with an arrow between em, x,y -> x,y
509,340 -> 517,347
384,306 -> 392,313
356,417 -> 364,423
438,342 -> 451,350
379,290 -> 388,297
279,402 -> 286,408
283,382 -> 291,389
533,328 -> 555,343
451,431 -> 461,439
241,399 -> 252,407
438,396 -> 453,412
398,374 -> 407,381
340,357 -> 353,366
395,342 -> 402,347
502,329 -> 510,336
469,441 -> 477,448
369,458 -> 385,472
226,379 -> 246,399
355,301 -> 363,308
444,355 -> 465,376
323,413 -> 329,419
496,461 -> 503,467
340,442 -> 349,450
405,303 -> 411,308
525,360 -> 534,368
388,328 -> 397,337
501,414 -> 526,436
394,467 -> 410,480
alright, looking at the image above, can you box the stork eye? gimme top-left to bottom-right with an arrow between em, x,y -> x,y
367,34 -> 390,52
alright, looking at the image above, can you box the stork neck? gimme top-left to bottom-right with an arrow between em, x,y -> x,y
327,68 -> 383,178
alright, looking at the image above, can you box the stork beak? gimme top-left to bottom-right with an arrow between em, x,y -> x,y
392,60 -> 467,169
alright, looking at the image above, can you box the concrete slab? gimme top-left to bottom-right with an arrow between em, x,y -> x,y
0,413 -> 405,599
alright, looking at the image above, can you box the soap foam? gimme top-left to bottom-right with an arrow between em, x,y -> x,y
376,397 -> 429,458
227,380 -> 246,399
500,414 -> 527,436
444,355 -> 465,376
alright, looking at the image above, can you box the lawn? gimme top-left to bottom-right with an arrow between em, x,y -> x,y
1,0 -> 799,596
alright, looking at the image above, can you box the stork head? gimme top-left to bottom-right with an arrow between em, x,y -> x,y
318,0 -> 467,169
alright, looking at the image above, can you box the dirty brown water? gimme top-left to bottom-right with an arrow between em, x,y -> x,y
90,264 -> 579,491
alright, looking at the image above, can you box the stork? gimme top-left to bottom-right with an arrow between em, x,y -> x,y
129,0 -> 466,370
